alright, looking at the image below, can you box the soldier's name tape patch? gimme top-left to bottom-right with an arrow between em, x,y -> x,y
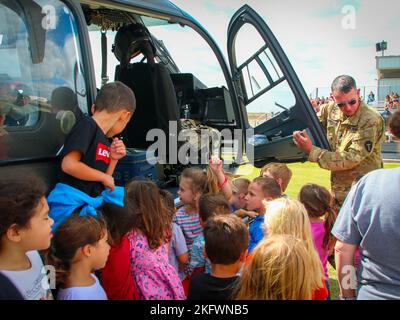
346,125 -> 358,133
365,140 -> 373,152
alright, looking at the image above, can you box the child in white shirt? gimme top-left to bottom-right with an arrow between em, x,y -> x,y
0,175 -> 54,300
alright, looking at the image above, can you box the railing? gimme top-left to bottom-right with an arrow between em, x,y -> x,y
309,85 -> 378,101
309,85 -> 400,112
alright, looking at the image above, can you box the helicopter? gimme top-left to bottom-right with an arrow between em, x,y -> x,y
0,0 -> 329,189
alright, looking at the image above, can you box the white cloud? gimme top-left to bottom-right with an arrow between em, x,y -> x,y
171,0 -> 400,95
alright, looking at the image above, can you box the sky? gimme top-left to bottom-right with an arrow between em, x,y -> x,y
88,0 -> 400,113
170,0 -> 400,97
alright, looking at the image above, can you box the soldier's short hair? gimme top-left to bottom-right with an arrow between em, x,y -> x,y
331,75 -> 357,94
389,111 -> 400,139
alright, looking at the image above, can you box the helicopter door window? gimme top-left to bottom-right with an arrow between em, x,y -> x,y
0,0 -> 88,162
233,23 -> 295,128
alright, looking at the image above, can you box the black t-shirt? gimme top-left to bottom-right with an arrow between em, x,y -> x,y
187,273 -> 239,300
58,116 -> 111,197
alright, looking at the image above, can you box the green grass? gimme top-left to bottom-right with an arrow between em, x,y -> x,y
237,161 -> 400,300
285,163 -> 331,198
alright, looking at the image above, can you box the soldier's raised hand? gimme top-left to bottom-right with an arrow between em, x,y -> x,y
293,129 -> 312,154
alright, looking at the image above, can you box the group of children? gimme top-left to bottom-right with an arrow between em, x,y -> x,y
0,82 -> 338,300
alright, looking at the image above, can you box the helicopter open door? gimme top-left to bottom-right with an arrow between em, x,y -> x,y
227,5 -> 329,167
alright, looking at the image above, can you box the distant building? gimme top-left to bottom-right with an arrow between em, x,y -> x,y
376,55 -> 400,101
247,112 -> 273,127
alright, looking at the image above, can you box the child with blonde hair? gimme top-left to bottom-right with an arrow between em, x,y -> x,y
299,183 -> 337,298
246,198 -> 327,299
176,167 -> 209,251
176,158 -> 232,249
235,234 -> 316,300
175,167 -> 210,295
124,180 -> 185,300
46,213 -> 110,300
207,156 -> 233,201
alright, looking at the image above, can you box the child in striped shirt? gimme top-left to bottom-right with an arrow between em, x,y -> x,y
176,158 -> 232,251
176,167 -> 208,252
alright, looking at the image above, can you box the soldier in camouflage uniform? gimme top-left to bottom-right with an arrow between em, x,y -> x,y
294,75 -> 385,212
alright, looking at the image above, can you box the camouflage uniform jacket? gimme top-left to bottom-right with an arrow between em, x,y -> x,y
308,101 -> 385,206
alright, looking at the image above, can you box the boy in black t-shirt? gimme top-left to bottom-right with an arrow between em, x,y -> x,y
187,215 -> 249,300
58,81 -> 135,197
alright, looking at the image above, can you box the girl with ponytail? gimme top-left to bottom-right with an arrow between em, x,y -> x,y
299,183 -> 337,298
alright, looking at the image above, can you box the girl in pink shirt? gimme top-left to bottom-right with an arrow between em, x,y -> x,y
299,184 -> 337,299
124,180 -> 185,300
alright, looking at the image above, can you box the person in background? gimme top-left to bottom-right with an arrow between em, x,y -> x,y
393,93 -> 399,111
310,98 -> 321,115
367,91 -> 375,104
